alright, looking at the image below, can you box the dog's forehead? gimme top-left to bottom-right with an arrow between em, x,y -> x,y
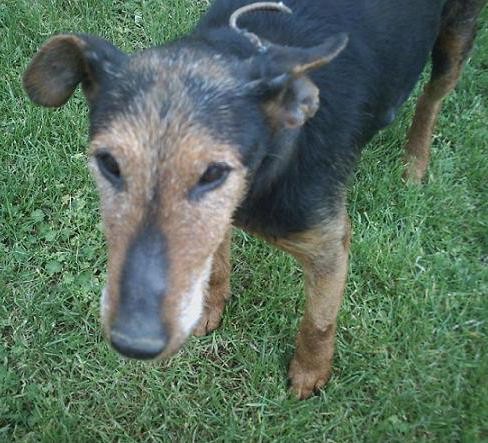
88,46 -> 252,165
92,47 -> 241,130
137,46 -> 239,86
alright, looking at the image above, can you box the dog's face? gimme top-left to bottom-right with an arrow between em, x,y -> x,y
23,32 -> 347,359
88,48 -> 258,359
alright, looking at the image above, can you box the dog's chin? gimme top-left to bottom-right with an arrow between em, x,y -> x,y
99,285 -> 199,361
147,335 -> 190,361
112,329 -> 194,362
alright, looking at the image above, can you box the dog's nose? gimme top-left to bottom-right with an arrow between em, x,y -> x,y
111,223 -> 169,359
110,317 -> 167,359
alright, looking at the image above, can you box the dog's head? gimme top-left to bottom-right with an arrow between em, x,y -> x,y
23,26 -> 346,359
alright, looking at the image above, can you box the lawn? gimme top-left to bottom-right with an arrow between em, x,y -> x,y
1,1 -> 487,441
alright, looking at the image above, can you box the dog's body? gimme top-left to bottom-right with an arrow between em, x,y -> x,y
23,0 -> 486,399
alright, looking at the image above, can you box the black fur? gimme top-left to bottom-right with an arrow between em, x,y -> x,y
84,0 -> 452,237
192,0 -> 448,236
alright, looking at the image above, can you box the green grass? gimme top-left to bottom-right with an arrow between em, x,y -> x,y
1,1 -> 487,441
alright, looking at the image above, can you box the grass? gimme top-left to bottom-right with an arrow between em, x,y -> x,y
1,1 -> 487,441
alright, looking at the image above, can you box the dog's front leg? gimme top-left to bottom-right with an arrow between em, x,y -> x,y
193,230 -> 232,336
276,213 -> 351,399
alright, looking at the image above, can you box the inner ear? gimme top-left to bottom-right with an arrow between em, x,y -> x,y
264,76 -> 320,129
23,34 -> 126,108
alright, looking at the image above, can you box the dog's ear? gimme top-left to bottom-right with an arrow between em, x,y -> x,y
247,33 -> 348,128
23,33 -> 127,108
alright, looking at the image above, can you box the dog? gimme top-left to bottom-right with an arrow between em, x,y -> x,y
23,0 -> 486,399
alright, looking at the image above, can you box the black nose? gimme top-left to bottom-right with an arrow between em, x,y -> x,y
110,320 -> 167,359
111,223 -> 169,360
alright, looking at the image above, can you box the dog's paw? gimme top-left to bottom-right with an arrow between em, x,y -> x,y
403,157 -> 426,184
192,303 -> 225,336
288,357 -> 332,400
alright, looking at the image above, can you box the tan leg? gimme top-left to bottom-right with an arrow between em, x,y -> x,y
404,1 -> 483,183
193,230 -> 232,336
274,212 -> 351,399
404,89 -> 443,183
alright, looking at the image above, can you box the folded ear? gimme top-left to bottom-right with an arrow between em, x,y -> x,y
248,33 -> 348,129
23,33 -> 127,108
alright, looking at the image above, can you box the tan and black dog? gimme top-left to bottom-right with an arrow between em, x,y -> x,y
23,0 -> 486,399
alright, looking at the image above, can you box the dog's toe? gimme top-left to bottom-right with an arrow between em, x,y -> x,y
192,303 -> 225,336
288,357 -> 332,400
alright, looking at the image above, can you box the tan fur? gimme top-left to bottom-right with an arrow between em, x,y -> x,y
404,28 -> 476,183
193,229 -> 232,336
90,102 -> 247,357
268,211 -> 351,399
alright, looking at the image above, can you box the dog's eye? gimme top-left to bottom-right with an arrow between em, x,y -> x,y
95,151 -> 123,189
189,162 -> 232,200
199,163 -> 231,185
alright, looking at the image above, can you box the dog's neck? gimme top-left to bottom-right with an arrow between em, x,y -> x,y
247,125 -> 302,199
